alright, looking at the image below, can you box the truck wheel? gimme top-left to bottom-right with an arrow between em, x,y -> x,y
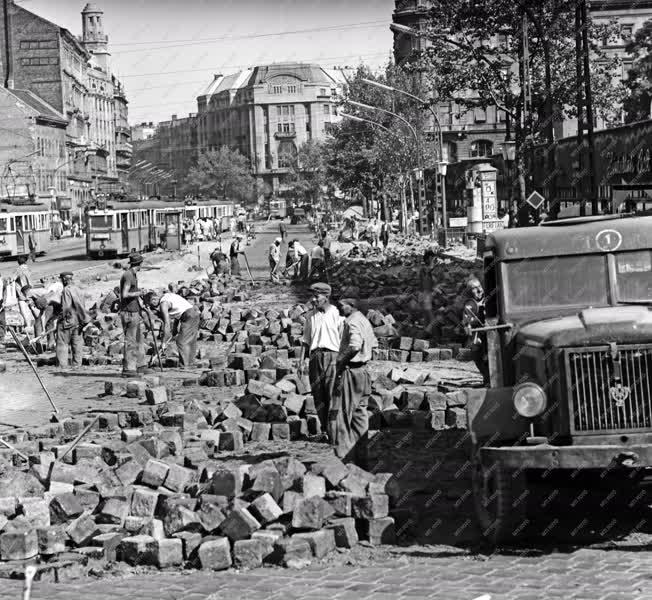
472,457 -> 528,545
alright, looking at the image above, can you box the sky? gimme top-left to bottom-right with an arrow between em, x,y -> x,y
18,0 -> 395,125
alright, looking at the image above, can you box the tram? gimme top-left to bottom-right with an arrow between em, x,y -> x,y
0,200 -> 52,259
268,198 -> 287,219
85,197 -> 234,258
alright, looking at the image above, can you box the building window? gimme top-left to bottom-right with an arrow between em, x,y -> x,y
319,88 -> 327,96
272,85 -> 282,94
323,104 -> 330,116
324,122 -> 335,135
276,105 -> 295,133
470,140 -> 494,158
473,107 -> 487,123
621,24 -> 633,41
278,140 -> 297,168
444,141 -> 458,163
497,109 -> 507,123
287,85 -> 297,94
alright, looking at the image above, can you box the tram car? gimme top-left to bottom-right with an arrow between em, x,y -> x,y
85,197 -> 233,258
268,198 -> 287,219
0,200 -> 52,258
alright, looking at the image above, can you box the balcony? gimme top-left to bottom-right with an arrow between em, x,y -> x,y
394,0 -> 432,14
274,130 -> 296,140
116,142 -> 133,155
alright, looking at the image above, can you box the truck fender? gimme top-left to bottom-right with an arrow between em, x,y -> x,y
465,386 -> 531,448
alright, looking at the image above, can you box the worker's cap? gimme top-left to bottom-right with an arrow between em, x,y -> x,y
275,237 -> 282,243
59,271 -> 73,279
339,297 -> 359,309
145,290 -> 161,305
128,252 -> 144,265
310,282 -> 331,296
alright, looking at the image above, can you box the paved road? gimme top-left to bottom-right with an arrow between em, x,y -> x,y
0,546 -> 650,600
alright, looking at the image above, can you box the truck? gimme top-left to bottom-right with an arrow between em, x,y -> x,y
467,214 -> 652,543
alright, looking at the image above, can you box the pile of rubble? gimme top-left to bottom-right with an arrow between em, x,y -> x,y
0,387 -> 397,575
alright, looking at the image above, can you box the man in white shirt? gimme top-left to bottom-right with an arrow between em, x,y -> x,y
301,282 -> 342,439
309,240 -> 326,281
147,290 -> 200,368
292,239 -> 310,280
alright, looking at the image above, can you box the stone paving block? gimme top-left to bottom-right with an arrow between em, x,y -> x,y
445,407 -> 467,429
126,381 -> 147,399
141,459 -> 169,488
91,532 -> 126,561
273,456 -> 306,491
325,517 -> 359,548
324,491 -> 353,517
164,464 -> 195,493
145,386 -> 168,405
21,498 -> 50,528
155,537 -> 184,568
233,538 -> 263,569
311,458 -> 348,488
196,501 -> 225,533
282,491 -> 304,514
292,496 -> 326,531
209,466 -> 243,498
219,508 -> 260,542
296,474 -> 326,498
217,431 -> 244,452
162,505 -> 202,537
0,497 -> 17,518
140,437 -> 171,460
172,530 -> 203,560
250,422 -> 271,442
37,526 -> 66,555
97,498 -> 129,526
197,537 -> 232,570
270,423 -> 290,440
65,512 -> 98,547
248,493 -> 282,525
118,534 -> 157,566
269,537 -> 312,566
293,528 -> 336,558
141,518 -> 166,541
50,492 -> 84,524
251,467 -> 283,502
0,529 -> 37,560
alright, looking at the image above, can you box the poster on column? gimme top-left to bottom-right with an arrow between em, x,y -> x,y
482,181 -> 497,220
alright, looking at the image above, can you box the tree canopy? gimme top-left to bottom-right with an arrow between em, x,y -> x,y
624,19 -> 652,123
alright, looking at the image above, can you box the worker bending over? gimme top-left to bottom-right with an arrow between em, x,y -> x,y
56,272 -> 90,368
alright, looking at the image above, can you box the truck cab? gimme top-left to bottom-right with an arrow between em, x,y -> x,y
468,214 -> 652,542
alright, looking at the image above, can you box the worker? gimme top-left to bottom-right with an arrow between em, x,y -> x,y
120,252 -> 146,377
269,237 -> 281,282
147,291 -> 199,368
229,234 -> 244,277
56,272 -> 90,369
23,283 -> 60,353
379,220 -> 390,252
309,240 -> 326,281
460,276 -> 490,386
279,218 -> 288,241
14,255 -> 33,329
210,247 -> 229,276
300,282 -> 342,439
28,228 -> 37,263
332,297 -> 377,463
98,286 -> 121,314
291,239 -> 309,280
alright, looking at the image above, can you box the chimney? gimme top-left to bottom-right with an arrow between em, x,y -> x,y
3,0 -> 14,89
171,114 -> 177,120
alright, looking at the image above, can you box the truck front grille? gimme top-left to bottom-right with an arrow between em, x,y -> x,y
565,345 -> 652,433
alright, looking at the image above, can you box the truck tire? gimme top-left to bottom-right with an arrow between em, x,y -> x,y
472,456 -> 528,545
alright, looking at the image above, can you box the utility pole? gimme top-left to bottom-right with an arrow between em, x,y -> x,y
3,0 -> 14,89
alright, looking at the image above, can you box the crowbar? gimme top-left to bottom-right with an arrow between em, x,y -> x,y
58,415 -> 100,461
7,326 -> 58,413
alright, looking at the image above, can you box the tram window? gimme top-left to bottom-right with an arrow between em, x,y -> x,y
128,212 -> 137,228
89,215 -> 112,228
142,211 -> 149,225
157,212 -> 165,226
0,218 -> 6,233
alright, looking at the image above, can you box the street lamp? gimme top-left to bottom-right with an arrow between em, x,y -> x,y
347,99 -> 428,235
360,78 -> 446,233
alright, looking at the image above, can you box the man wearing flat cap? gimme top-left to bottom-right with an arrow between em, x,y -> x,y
332,297 -> 378,462
120,252 -> 146,377
56,272 -> 90,368
301,282 -> 343,440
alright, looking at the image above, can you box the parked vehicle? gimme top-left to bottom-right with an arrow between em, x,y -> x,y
0,199 -> 52,258
469,214 -> 652,543
268,199 -> 287,219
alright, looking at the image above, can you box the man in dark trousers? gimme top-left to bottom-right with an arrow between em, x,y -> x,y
147,290 -> 199,368
279,218 -> 288,241
229,234 -> 244,277
332,297 -> 377,463
120,252 -> 146,377
300,282 -> 342,439
460,276 -> 490,386
56,272 -> 90,368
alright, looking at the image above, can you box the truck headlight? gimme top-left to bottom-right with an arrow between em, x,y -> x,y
513,382 -> 547,418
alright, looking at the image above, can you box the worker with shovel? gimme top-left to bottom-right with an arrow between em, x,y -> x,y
56,272 -> 90,369
146,290 -> 199,368
120,252 -> 147,377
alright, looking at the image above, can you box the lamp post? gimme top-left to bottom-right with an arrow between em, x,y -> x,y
347,99 -> 427,235
361,77 -> 446,232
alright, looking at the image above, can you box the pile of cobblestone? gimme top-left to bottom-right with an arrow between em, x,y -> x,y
0,390 -> 397,575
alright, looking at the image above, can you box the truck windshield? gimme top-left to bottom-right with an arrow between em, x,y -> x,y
614,250 -> 652,303
505,254 -> 609,312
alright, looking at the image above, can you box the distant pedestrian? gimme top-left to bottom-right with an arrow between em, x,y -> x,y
332,297 -> 377,463
419,248 -> 437,328
230,234 -> 244,277
14,255 -> 33,328
0,271 -> 6,350
269,237 -> 281,282
119,252 -> 146,377
279,219 -> 288,241
379,220 -> 390,251
28,228 -> 37,262
291,239 -> 309,280
309,240 -> 326,281
56,272 -> 90,369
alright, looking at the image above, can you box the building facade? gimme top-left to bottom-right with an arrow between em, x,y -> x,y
0,1 -> 130,216
132,63 -> 343,201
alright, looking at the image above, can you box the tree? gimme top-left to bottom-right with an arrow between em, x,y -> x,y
183,146 -> 255,203
624,19 -> 652,123
278,140 -> 328,207
409,0 -> 624,209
